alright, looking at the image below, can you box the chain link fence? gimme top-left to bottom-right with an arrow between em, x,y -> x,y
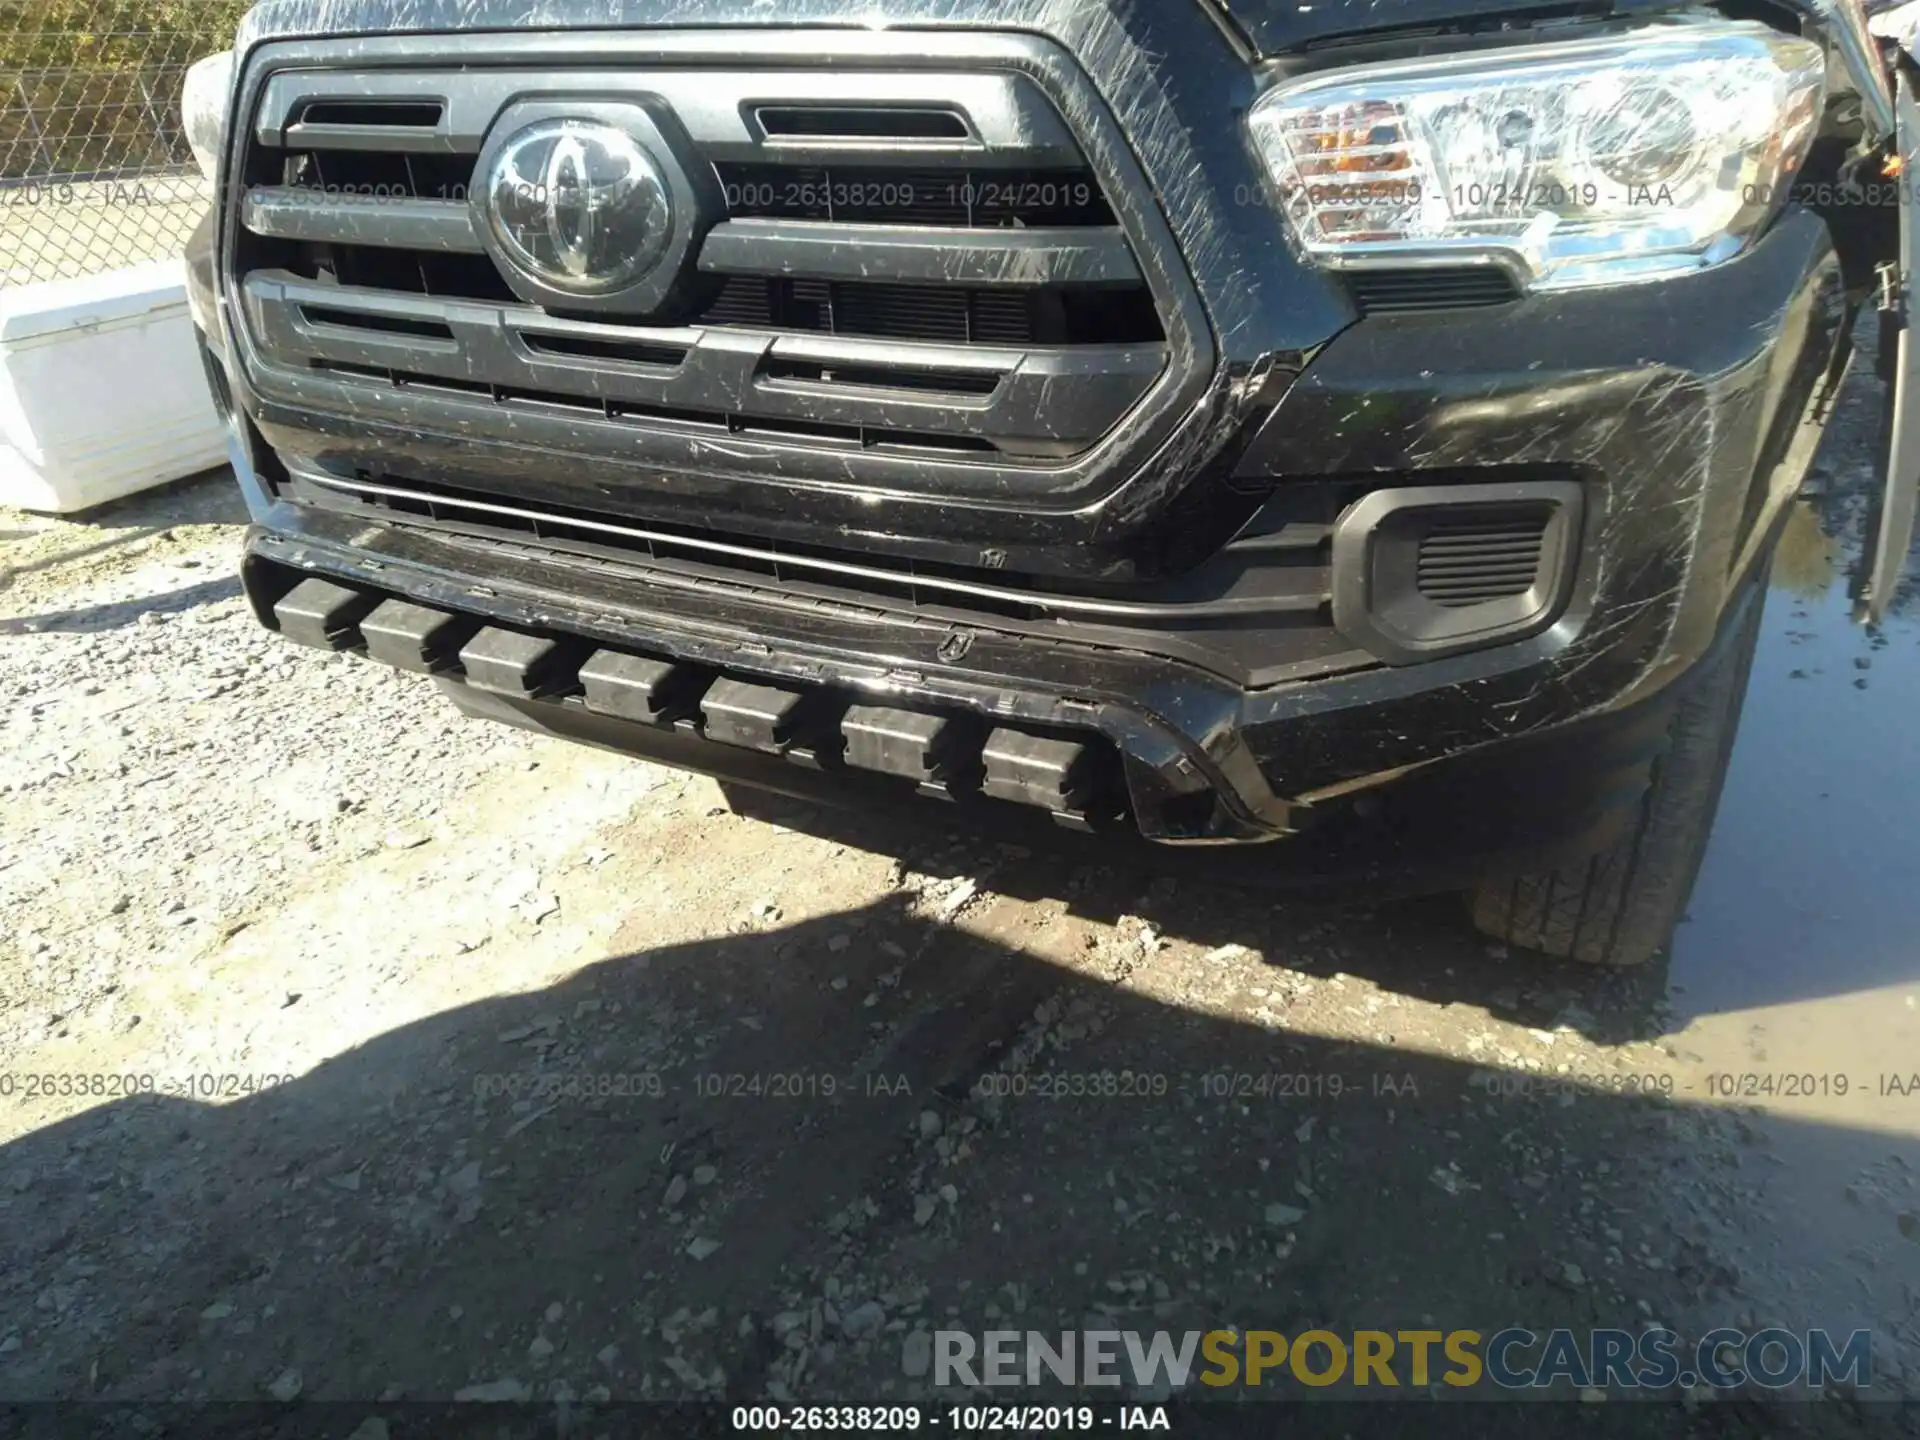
3,0 -> 248,287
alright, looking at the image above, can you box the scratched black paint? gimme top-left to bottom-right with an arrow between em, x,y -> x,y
194,0 -> 1879,861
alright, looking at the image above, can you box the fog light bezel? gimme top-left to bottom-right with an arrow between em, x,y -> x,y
1330,479 -> 1585,665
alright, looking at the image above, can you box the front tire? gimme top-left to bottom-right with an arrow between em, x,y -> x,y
1470,581 -> 1766,967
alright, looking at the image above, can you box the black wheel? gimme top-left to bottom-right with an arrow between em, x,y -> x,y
1470,582 -> 1766,967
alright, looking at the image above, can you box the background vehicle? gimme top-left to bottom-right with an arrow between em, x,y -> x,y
182,0 -> 1920,967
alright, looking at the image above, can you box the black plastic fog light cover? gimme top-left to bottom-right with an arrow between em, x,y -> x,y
1330,479 -> 1584,665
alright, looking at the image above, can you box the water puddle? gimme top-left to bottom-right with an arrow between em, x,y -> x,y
1663,492 -> 1919,1375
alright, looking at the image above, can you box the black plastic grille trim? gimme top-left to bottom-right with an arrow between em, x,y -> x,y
752,105 -> 971,140
1346,267 -> 1521,314
297,100 -> 444,129
286,467 -> 1333,623
244,269 -> 1167,458
304,361 -> 998,454
257,565 -> 1131,828
246,269 -> 1166,458
521,334 -> 690,368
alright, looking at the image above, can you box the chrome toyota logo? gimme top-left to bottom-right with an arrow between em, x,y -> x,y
478,119 -> 672,295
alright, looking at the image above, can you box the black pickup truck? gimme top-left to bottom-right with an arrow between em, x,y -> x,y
183,0 -> 1920,967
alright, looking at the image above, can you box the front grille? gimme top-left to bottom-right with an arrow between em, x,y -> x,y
227,47 -> 1182,463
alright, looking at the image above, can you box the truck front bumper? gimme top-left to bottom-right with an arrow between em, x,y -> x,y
195,153 -> 1852,877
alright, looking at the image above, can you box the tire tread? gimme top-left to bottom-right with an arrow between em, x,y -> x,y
1469,586 -> 1764,968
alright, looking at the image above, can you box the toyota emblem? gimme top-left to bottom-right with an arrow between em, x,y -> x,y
477,118 -> 673,296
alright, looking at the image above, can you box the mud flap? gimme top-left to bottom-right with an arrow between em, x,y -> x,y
1860,62 -> 1920,623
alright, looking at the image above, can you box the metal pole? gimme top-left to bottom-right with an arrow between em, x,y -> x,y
135,69 -> 168,171
13,75 -> 58,178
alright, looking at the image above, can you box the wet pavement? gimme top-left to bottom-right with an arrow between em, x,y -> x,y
1656,448 -> 1920,1386
1679,511 -> 1920,1024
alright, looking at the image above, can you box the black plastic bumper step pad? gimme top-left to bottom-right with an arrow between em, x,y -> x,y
981,728 -> 1091,813
457,626 -> 575,699
579,650 -> 708,725
360,599 -> 474,673
272,577 -> 378,651
841,705 -> 964,784
699,677 -> 812,754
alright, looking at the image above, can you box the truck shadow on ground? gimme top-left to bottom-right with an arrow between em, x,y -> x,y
0,574 -> 242,635
0,467 -> 249,592
717,786 -> 1667,1044
0,897 -> 1909,1438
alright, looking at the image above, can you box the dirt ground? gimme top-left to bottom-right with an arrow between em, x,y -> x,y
1,327 -> 1917,1435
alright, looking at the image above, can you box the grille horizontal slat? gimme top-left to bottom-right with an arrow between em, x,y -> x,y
243,187 -> 483,251
698,219 -> 1139,286
1420,572 -> 1539,583
244,272 -> 1165,456
1419,557 -> 1542,571
1417,547 -> 1548,564
668,276 -> 1160,346
1417,554 -> 1545,567
1417,538 -> 1541,547
254,68 -> 1081,167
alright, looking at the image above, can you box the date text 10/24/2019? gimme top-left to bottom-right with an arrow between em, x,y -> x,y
8,1069 -> 1915,1106
729,1406 -> 1169,1432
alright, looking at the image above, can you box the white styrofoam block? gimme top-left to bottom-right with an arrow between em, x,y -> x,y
0,259 -> 229,513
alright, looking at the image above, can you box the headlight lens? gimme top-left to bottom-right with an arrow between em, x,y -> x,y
1247,21 -> 1824,290
182,50 -> 236,183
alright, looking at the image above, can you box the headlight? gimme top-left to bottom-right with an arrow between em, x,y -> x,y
182,50 -> 236,183
1247,21 -> 1824,291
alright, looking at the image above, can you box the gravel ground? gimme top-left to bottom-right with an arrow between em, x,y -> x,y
1,337 -> 1917,1434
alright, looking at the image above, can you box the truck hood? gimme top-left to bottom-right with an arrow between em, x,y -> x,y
1203,0 -> 1683,52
